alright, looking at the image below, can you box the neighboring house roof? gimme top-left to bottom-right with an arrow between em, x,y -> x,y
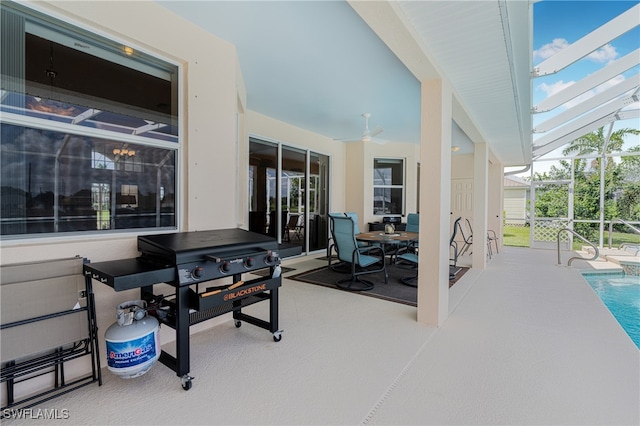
504,175 -> 530,188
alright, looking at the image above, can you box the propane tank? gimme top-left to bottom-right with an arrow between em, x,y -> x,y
104,300 -> 161,379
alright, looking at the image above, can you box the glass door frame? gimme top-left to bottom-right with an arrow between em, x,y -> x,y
249,137 -> 330,256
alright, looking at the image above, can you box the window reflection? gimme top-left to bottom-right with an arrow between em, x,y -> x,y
0,124 -> 176,236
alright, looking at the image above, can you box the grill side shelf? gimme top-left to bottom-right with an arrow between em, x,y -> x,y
83,258 -> 175,291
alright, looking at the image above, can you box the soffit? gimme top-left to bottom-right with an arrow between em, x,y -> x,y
394,0 -> 532,165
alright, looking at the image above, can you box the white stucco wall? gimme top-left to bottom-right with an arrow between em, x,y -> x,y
345,141 -> 420,228
451,154 -> 474,179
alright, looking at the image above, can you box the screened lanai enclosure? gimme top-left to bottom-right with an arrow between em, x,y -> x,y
526,145 -> 640,250
516,3 -> 640,251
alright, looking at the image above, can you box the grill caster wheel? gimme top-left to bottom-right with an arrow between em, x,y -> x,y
273,331 -> 282,342
181,375 -> 193,391
235,320 -> 242,328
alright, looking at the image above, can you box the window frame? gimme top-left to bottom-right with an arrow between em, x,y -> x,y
0,2 -> 182,241
372,157 -> 405,217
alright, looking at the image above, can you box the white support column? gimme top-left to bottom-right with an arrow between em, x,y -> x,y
472,142 -> 489,269
417,79 -> 452,327
488,152 -> 504,253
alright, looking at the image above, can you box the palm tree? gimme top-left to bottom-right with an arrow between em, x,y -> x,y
562,127 -> 640,170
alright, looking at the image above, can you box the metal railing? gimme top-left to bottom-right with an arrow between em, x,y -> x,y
557,228 -> 599,266
608,219 -> 640,252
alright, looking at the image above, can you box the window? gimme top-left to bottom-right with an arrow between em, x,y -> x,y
1,3 -> 178,238
373,158 -> 404,215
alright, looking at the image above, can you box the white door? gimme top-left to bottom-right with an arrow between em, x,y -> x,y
451,178 -> 473,243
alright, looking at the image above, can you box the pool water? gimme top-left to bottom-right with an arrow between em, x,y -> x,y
582,272 -> 640,349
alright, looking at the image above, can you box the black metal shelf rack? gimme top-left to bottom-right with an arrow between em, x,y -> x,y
1,257 -> 102,415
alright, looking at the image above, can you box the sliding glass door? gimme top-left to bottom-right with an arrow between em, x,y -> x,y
249,138 -> 329,255
248,141 -> 277,237
309,152 -> 329,252
282,147 -> 306,247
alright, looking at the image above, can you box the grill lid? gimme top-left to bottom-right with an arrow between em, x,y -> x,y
138,228 -> 278,265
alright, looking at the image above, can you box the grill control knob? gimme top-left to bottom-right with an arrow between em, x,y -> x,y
192,267 -> 204,279
266,254 -> 277,264
221,261 -> 231,273
244,257 -> 254,268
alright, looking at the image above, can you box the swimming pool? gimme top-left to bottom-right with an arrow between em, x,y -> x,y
582,272 -> 640,349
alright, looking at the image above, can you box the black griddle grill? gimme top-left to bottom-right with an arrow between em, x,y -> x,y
138,228 -> 279,265
84,228 -> 282,390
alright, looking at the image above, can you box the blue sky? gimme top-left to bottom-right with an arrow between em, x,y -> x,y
531,0 -> 639,154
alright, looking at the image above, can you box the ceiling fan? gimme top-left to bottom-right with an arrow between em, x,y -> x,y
335,113 -> 387,144
359,112 -> 384,142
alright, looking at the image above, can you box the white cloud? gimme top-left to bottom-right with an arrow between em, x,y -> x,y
537,80 -> 574,98
536,75 -> 627,110
534,39 -> 619,64
534,38 -> 569,61
587,43 -> 618,63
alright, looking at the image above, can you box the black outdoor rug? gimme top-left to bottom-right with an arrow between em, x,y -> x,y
288,262 -> 468,307
252,266 -> 296,277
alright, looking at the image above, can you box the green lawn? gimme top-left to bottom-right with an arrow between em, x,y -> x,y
503,225 -> 640,250
503,225 -> 530,247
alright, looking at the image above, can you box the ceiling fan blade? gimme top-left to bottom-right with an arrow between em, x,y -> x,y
333,137 -> 360,143
335,113 -> 384,143
370,125 -> 384,138
372,137 -> 389,145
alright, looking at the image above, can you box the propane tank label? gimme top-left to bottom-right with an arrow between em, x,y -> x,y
107,332 -> 157,369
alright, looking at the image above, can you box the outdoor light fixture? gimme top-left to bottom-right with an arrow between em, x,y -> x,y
451,145 -> 461,152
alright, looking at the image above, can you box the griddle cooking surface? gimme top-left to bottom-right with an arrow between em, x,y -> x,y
138,229 -> 278,265
141,229 -> 274,252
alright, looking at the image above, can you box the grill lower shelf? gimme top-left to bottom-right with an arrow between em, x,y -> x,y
156,276 -> 280,327
190,294 -> 270,325
190,276 -> 280,311
158,293 -> 272,327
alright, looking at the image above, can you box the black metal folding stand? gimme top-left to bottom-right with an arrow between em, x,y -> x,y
1,259 -> 102,415
84,259 -> 281,391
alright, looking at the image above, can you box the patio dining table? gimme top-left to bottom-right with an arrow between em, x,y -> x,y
355,231 -> 418,244
356,231 -> 418,264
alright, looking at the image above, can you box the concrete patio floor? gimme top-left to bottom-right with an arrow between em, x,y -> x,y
3,246 -> 638,425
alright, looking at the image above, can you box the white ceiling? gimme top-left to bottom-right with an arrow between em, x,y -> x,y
157,0 -> 532,165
